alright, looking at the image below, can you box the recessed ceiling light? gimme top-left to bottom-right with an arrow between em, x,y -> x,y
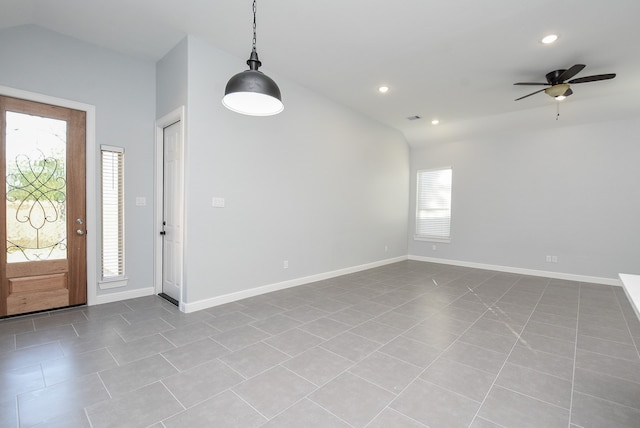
541,34 -> 558,44
431,119 -> 440,125
378,86 -> 389,93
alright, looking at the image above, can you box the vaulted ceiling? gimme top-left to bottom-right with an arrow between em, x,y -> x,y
2,0 -> 639,146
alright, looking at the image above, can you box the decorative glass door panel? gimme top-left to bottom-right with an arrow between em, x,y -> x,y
6,111 -> 68,263
1,95 -> 86,316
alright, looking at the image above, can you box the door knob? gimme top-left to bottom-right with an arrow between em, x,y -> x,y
76,229 -> 85,236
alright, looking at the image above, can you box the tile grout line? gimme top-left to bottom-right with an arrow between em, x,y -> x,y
493,383 -> 571,412
84,406 -> 94,428
14,386 -> 21,428
572,331 -> 637,348
570,389 -> 640,412
365,409 -> 429,428
571,362 -> 640,385
229,389 -> 273,424
158,379 -> 187,411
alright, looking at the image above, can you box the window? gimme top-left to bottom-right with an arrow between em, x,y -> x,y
101,145 -> 125,280
415,167 -> 452,242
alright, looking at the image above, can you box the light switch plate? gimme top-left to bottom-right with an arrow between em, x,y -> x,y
135,197 -> 146,206
212,197 -> 225,208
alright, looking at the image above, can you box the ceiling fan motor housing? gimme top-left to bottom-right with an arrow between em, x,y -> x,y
546,69 -> 567,85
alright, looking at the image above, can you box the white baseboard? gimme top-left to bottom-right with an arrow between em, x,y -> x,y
93,286 -> 155,306
408,255 -> 622,287
89,255 -> 621,311
182,256 -> 407,313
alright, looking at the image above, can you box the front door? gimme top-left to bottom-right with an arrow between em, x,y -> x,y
0,96 -> 87,316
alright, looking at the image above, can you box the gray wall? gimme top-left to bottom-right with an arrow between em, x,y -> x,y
156,37 -> 187,118
158,36 -> 410,304
409,118 -> 640,280
0,25 -> 157,296
12,24 -> 628,309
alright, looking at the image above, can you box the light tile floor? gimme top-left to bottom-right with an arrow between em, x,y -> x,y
2,261 -> 640,427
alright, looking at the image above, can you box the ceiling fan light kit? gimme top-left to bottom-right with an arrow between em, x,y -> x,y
544,83 -> 570,98
222,0 -> 284,116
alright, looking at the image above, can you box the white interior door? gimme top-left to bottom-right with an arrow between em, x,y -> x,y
161,120 -> 182,303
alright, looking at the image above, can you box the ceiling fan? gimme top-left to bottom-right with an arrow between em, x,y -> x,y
514,64 -> 616,101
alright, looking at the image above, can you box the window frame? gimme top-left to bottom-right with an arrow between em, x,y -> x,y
100,144 -> 126,286
414,167 -> 453,243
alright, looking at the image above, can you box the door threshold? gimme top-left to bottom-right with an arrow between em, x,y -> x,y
1,304 -> 86,320
158,293 -> 179,307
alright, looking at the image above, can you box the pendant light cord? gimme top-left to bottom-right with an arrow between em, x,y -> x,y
252,0 -> 257,52
246,0 -> 261,70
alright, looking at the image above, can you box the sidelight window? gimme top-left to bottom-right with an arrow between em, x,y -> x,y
101,145 -> 124,280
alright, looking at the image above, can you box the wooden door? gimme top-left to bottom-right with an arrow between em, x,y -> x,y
0,96 -> 86,316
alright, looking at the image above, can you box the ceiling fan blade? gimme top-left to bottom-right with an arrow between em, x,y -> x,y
514,82 -> 549,86
557,64 -> 586,82
568,73 -> 616,84
515,88 -> 546,101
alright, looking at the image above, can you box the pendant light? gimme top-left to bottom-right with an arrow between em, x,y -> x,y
222,0 -> 283,116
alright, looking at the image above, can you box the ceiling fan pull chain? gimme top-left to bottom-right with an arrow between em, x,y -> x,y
556,101 -> 560,120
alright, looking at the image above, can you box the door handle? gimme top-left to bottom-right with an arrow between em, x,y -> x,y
160,231 -> 166,235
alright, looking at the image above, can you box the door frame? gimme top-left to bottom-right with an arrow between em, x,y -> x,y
154,106 -> 186,311
0,85 -> 97,306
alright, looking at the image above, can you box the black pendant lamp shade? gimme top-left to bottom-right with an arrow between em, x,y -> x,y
222,1 -> 283,116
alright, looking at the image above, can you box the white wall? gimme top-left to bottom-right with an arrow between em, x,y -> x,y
157,36 -> 410,305
0,25 -> 157,297
409,118 -> 640,281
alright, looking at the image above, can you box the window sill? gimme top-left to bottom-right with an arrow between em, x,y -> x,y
99,277 -> 128,290
414,236 -> 451,244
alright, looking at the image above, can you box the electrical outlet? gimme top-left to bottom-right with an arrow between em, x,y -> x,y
283,260 -> 288,269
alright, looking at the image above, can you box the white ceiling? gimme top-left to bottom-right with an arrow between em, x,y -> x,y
2,0 -> 640,146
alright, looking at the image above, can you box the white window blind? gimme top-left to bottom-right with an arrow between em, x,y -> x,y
101,145 -> 125,279
416,168 -> 452,242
